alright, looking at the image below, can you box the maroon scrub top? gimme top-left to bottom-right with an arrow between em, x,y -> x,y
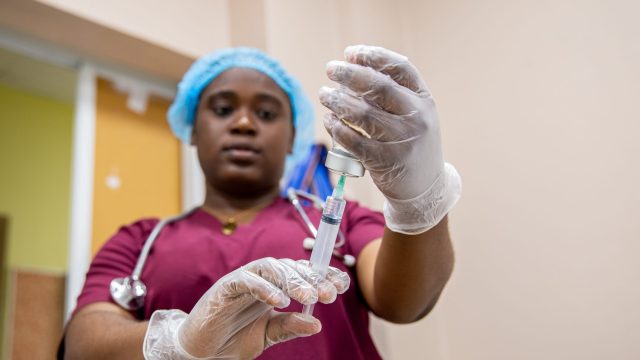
74,197 -> 385,359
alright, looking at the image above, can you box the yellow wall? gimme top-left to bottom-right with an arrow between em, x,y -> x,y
0,83 -> 72,270
92,78 -> 181,254
0,82 -> 73,355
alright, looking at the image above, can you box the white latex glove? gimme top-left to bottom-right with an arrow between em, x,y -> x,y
320,45 -> 461,234
143,257 -> 350,359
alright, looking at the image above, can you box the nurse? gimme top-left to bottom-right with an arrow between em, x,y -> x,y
62,45 -> 461,359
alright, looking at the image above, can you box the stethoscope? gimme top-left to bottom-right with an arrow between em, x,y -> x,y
110,188 -> 355,310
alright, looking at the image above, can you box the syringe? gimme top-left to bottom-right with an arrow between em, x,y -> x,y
302,175 -> 347,316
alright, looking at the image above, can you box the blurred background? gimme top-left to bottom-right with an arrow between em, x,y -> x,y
0,0 -> 638,359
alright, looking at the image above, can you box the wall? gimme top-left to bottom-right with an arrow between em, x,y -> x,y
0,83 -> 73,271
0,82 -> 73,358
398,0 -> 640,359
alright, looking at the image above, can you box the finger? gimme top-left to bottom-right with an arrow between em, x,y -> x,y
280,259 -> 338,304
325,266 -> 351,294
265,312 -> 321,348
323,113 -> 372,161
221,270 -> 291,308
319,86 -> 401,141
343,45 -> 429,94
284,259 -> 350,296
245,258 -> 318,306
326,61 -> 415,115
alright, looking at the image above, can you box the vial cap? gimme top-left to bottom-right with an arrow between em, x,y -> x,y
325,147 -> 365,177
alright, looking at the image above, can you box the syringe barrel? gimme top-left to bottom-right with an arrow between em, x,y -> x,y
309,196 -> 346,277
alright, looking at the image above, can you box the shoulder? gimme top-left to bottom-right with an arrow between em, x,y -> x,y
113,218 -> 161,242
94,217 -> 161,259
342,199 -> 384,223
340,199 -> 385,259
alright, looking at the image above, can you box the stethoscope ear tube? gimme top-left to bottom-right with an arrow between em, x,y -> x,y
288,188 -> 318,237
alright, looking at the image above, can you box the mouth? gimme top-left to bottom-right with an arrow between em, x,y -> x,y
222,143 -> 261,164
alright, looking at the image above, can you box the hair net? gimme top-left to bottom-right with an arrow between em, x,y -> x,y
168,47 -> 315,181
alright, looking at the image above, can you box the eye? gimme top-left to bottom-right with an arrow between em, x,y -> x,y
256,109 -> 277,120
213,105 -> 234,117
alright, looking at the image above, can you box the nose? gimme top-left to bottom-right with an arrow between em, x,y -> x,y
230,110 -> 257,136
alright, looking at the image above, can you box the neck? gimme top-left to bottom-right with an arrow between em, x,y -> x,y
202,183 -> 280,216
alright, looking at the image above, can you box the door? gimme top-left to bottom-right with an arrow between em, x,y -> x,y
91,77 -> 181,253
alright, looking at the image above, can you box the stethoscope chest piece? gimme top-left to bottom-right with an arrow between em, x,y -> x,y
110,276 -> 147,310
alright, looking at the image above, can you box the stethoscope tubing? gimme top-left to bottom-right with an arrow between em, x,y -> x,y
288,189 -> 318,238
131,210 -> 194,280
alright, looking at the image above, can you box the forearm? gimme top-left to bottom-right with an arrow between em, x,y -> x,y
65,305 -> 148,360
373,216 -> 454,323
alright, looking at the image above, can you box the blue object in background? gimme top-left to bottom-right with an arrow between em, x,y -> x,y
281,143 -> 333,200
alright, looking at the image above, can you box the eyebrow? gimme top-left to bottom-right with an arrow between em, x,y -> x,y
204,90 -> 235,101
254,93 -> 284,108
205,90 -> 284,107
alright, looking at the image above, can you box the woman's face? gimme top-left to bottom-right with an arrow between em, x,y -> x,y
192,68 -> 294,197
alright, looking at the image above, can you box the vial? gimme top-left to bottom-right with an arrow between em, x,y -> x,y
325,139 -> 365,177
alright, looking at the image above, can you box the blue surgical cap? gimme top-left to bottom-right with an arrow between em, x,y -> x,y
168,47 -> 314,181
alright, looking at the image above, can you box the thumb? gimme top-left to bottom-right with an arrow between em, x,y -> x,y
264,312 -> 321,348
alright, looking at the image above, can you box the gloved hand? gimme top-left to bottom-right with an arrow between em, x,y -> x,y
143,257 -> 350,359
320,45 -> 461,235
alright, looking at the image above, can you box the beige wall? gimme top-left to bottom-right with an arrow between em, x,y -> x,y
32,0 -> 640,358
37,0 -> 230,58
400,1 -> 640,359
